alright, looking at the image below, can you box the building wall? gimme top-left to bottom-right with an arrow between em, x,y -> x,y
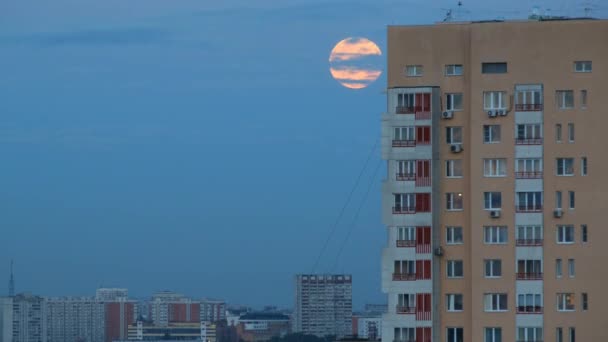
0,297 -> 13,342
105,302 -> 136,342
383,19 -> 608,342
46,297 -> 105,342
235,321 -> 289,342
12,294 -> 47,342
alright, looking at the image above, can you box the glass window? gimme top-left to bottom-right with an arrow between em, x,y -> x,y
568,259 -> 575,277
557,90 -> 574,109
447,328 -> 463,342
581,157 -> 587,176
446,126 -> 463,144
569,191 -> 575,209
557,225 -> 575,244
556,191 -> 562,209
556,259 -> 563,278
484,226 -> 508,244
484,293 -> 508,311
446,193 -> 464,210
446,294 -> 463,311
581,90 -> 587,108
484,259 -> 502,278
568,123 -> 574,142
446,160 -> 463,178
557,293 -> 575,311
556,124 -> 562,142
484,327 -> 502,342
557,158 -> 574,176
483,159 -> 506,177
405,65 -> 423,77
446,226 -> 463,244
582,293 -> 588,311
446,93 -> 463,111
574,61 -> 592,72
581,224 -> 588,242
483,91 -> 506,110
445,64 -> 463,76
483,125 -> 501,143
447,260 -> 464,278
484,192 -> 502,210
482,62 -> 507,74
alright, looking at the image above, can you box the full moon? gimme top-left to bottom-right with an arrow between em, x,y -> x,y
329,37 -> 382,89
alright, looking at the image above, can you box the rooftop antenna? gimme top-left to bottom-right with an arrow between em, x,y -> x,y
9,259 -> 15,297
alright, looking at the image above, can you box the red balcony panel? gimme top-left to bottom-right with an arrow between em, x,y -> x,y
396,240 -> 416,248
515,138 -> 543,145
516,272 -> 543,280
392,273 -> 416,281
415,193 -> 431,212
516,239 -> 543,246
416,227 -> 431,254
396,305 -> 416,314
416,160 -> 431,187
415,294 -> 431,321
392,140 -> 416,148
393,206 -> 416,214
515,171 -> 543,179
416,126 -> 431,145
516,306 -> 544,314
396,173 -> 416,181
415,260 -> 431,280
515,104 -> 543,111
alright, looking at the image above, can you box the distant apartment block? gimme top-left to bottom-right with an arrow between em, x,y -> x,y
96,289 -> 128,302
12,294 -> 47,342
46,297 -> 105,342
199,300 -> 226,323
149,292 -> 199,326
105,299 -> 137,342
0,297 -> 13,342
293,274 -> 352,338
235,312 -> 290,342
381,17 -> 608,342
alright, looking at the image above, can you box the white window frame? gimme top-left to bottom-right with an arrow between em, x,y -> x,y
581,89 -> 587,109
483,125 -> 501,144
516,90 -> 542,106
556,258 -> 563,278
446,294 -> 463,312
516,123 -> 542,140
557,225 -> 575,244
447,260 -> 464,278
517,259 -> 542,275
397,226 -> 416,242
568,258 -> 575,278
397,93 -> 415,108
516,158 -> 542,173
397,160 -> 416,177
484,192 -> 502,210
484,226 -> 508,244
581,157 -> 587,176
446,159 -> 463,178
394,193 -> 415,210
394,260 -> 416,274
397,293 -> 416,308
516,191 -> 543,211
446,226 -> 463,245
567,123 -> 574,142
557,293 -> 575,311
516,225 -> 542,242
484,327 -> 502,342
484,259 -> 502,278
483,91 -> 506,110
394,126 -> 415,141
483,159 -> 506,177
446,93 -> 463,111
394,327 -> 415,342
574,61 -> 592,73
446,192 -> 463,211
446,327 -> 463,342
445,64 -> 463,76
446,126 -> 463,144
557,90 -> 574,109
517,327 -> 543,342
556,191 -> 562,210
405,65 -> 423,77
556,123 -> 562,143
517,293 -> 542,312
484,293 -> 508,312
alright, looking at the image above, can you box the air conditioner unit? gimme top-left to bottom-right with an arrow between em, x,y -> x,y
490,210 -> 501,218
554,209 -> 563,218
442,111 -> 454,119
450,144 -> 463,153
434,246 -> 444,257
498,109 -> 507,116
487,110 -> 497,118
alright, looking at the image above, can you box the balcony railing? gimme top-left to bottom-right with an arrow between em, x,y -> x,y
516,239 -> 543,246
515,204 -> 543,213
415,109 -> 431,120
392,139 -> 416,147
515,138 -> 543,145
393,339 -> 416,342
396,106 -> 415,114
515,103 -> 543,111
516,272 -> 543,280
396,173 -> 416,181
516,340 -> 543,342
393,206 -> 416,214
396,305 -> 416,314
392,273 -> 416,281
396,239 -> 416,248
515,171 -> 543,179
516,305 -> 544,314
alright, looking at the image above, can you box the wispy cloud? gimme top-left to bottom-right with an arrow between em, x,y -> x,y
329,37 -> 382,62
1,27 -> 171,47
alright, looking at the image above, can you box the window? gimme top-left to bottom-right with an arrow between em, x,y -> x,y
516,158 -> 542,178
405,65 -> 423,77
517,293 -> 542,313
396,160 -> 416,180
581,224 -> 587,242
557,90 -> 574,109
446,294 -> 463,311
516,89 -> 543,110
397,226 -> 416,242
447,260 -> 463,278
394,260 -> 415,275
569,327 -> 575,342
569,191 -> 575,209
446,93 -> 463,111
394,327 -> 415,342
484,159 -> 506,177
482,62 -> 507,74
516,225 -> 542,245
394,126 -> 415,141
516,124 -> 542,143
446,160 -> 463,178
484,91 -> 506,110
446,126 -> 462,144
447,327 -> 463,342
556,191 -> 562,210
484,226 -> 508,244
484,259 -> 502,278
484,327 -> 502,342
574,61 -> 592,72
484,293 -> 508,311
394,193 -> 415,212
484,192 -> 502,210
556,158 -> 574,176
557,225 -> 575,244
556,328 -> 563,342
568,259 -> 575,277
556,124 -> 562,142
446,226 -> 463,244
517,327 -> 543,342
557,293 -> 575,311
446,193 -> 463,211
445,64 -> 463,76
581,90 -> 587,108
568,123 -> 574,142
397,93 -> 414,110
556,259 -> 563,278
517,259 -> 542,280
516,192 -> 543,212
582,293 -> 588,311
581,157 -> 587,176
397,293 -> 416,310
483,125 -> 501,143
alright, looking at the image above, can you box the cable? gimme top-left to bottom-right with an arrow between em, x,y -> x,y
310,138 -> 379,274
331,158 -> 383,272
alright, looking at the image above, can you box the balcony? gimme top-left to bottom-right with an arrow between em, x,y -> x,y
516,272 -> 543,280
393,340 -> 416,342
395,106 -> 415,114
516,305 -> 544,314
396,173 -> 416,181
515,204 -> 543,213
515,171 -> 543,179
396,305 -> 416,314
393,206 -> 416,214
515,103 -> 543,111
392,273 -> 416,281
515,138 -> 543,145
396,239 -> 416,248
392,139 -> 416,148
516,239 -> 543,246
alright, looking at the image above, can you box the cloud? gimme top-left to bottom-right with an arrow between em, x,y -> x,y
1,27 -> 170,47
329,67 -> 382,82
329,37 -> 382,62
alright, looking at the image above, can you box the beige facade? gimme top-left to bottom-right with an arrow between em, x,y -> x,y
382,18 -> 608,342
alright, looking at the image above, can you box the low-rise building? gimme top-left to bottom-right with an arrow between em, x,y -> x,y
236,312 -> 289,342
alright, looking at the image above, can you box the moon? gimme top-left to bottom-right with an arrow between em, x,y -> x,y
329,37 -> 382,89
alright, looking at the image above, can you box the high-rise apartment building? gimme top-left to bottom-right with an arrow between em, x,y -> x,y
199,300 -> 226,323
293,274 -> 352,338
381,17 -> 608,342
149,292 -> 199,326
12,294 -> 47,342
105,299 -> 137,342
46,297 -> 105,342
95,289 -> 128,302
0,297 -> 13,342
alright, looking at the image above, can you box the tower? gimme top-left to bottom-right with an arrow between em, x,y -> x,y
8,260 -> 14,297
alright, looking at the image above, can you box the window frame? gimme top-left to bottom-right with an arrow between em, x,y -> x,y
447,260 -> 464,278
445,64 -> 463,76
446,159 -> 463,178
556,90 -> 574,110
483,192 -> 502,210
446,192 -> 464,211
484,293 -> 508,312
556,158 -> 575,176
556,258 -> 563,278
405,65 -> 423,77
446,327 -> 464,342
484,226 -> 508,244
557,293 -> 575,312
484,327 -> 502,342
482,62 -> 507,74
567,123 -> 574,143
568,258 -> 575,278
446,126 -> 463,144
483,125 -> 501,144
483,91 -> 507,110
574,61 -> 592,73
446,226 -> 463,245
484,259 -> 502,278
581,157 -> 587,176
557,225 -> 575,244
483,159 -> 507,177
446,293 -> 463,312
446,93 -> 464,111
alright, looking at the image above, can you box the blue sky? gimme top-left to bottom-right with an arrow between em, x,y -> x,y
0,0 -> 602,308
